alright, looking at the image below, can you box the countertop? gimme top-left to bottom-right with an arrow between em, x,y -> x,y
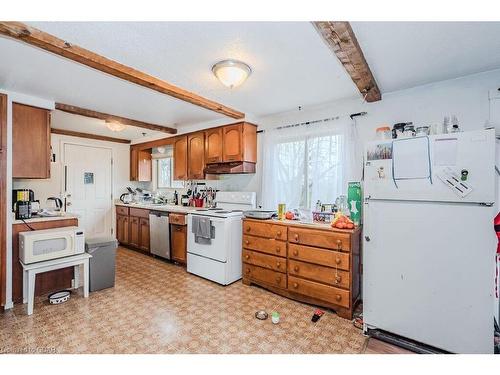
115,201 -> 200,214
12,213 -> 80,225
243,217 -> 362,234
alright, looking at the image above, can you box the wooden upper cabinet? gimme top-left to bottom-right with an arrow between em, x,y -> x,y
205,127 -> 223,164
12,103 -> 51,179
129,147 -> 138,181
173,135 -> 188,180
222,122 -> 257,163
137,150 -> 152,182
187,132 -> 205,180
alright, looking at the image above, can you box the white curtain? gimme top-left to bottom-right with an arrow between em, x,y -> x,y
261,117 -> 357,211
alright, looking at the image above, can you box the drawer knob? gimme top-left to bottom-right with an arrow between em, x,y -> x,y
277,231 -> 281,236
245,268 -> 251,274
293,250 -> 298,256
335,276 -> 342,284
294,234 -> 299,242
245,254 -> 250,260
276,247 -> 281,253
276,262 -> 281,268
336,239 -> 342,249
335,294 -> 342,302
246,227 -> 251,232
276,276 -> 281,283
293,282 -> 299,289
335,257 -> 341,265
245,240 -> 249,245
294,265 -> 299,272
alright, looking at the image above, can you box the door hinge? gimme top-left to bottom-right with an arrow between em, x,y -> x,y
111,228 -> 114,235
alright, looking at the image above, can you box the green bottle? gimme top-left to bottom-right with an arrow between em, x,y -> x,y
347,182 -> 362,226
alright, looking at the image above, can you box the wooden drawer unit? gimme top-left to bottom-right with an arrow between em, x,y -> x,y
243,221 -> 287,240
129,207 -> 149,218
288,276 -> 350,309
288,259 -> 350,289
243,264 -> 286,289
288,244 -> 349,271
116,206 -> 129,216
243,235 -> 286,257
169,213 -> 186,225
243,249 -> 286,273
288,226 -> 350,251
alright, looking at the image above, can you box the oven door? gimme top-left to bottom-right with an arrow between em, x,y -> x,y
187,214 -> 228,262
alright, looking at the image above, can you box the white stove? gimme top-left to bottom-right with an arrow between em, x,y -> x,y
187,192 -> 256,285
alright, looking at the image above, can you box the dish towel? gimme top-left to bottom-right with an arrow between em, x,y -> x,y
192,215 -> 213,245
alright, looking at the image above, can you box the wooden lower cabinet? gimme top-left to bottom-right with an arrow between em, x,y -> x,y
116,214 -> 129,245
170,224 -> 187,264
12,218 -> 78,303
139,218 -> 150,252
242,219 -> 361,319
116,207 -> 149,253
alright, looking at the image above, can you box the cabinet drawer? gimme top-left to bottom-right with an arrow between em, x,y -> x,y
169,213 -> 186,225
116,206 -> 129,216
243,221 -> 287,240
129,207 -> 149,218
243,235 -> 286,257
243,249 -> 286,273
288,227 -> 350,251
288,276 -> 350,309
288,244 -> 349,270
288,259 -> 350,289
243,264 -> 287,289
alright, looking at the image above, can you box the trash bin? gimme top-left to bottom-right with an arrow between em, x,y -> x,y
85,237 -> 118,292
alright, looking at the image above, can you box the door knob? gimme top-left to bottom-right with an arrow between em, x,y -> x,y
365,236 -> 371,242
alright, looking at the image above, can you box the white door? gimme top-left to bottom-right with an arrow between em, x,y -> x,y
363,199 -> 496,353
63,143 -> 113,238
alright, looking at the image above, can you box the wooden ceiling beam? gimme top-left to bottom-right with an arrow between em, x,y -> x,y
312,21 -> 381,102
51,128 -> 131,144
55,103 -> 177,134
0,22 -> 245,119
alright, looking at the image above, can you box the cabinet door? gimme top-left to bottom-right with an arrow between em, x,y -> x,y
129,216 -> 140,248
187,132 -> 205,180
130,147 -> 138,181
170,224 -> 187,264
139,217 -> 150,252
173,136 -> 188,180
12,103 -> 51,179
205,127 -> 223,164
137,150 -> 152,182
222,123 -> 242,162
116,214 -> 129,245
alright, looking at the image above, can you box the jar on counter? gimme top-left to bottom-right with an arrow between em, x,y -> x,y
402,123 -> 415,137
375,126 -> 392,140
416,126 -> 430,136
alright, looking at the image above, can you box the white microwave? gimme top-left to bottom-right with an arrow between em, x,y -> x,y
19,226 -> 85,264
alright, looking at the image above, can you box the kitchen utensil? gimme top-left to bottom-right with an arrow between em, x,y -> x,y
403,123 -> 416,137
243,210 -> 276,220
416,126 -> 430,136
392,123 -> 407,139
47,197 -> 63,211
120,193 -> 133,204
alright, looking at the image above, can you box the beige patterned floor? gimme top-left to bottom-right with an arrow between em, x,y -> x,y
0,247 -> 367,354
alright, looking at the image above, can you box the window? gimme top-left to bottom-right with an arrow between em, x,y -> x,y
154,156 -> 183,189
262,121 -> 354,211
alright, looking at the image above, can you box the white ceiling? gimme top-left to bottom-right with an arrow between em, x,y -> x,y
0,22 -> 359,138
351,22 -> 500,93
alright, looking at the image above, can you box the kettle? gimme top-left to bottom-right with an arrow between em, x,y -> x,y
47,197 -> 63,211
120,193 -> 133,204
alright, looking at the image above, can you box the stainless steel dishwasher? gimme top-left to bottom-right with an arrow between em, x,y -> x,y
149,211 -> 170,259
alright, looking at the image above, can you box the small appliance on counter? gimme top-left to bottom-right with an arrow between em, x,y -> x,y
12,189 -> 39,220
243,210 -> 276,220
46,197 -> 63,211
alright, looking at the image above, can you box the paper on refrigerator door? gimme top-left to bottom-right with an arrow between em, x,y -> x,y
392,137 -> 431,180
434,137 -> 458,166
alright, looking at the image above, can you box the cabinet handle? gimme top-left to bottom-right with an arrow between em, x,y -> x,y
245,226 -> 251,232
275,247 -> 280,253
276,262 -> 281,268
336,239 -> 342,249
335,276 -> 342,284
276,231 -> 281,236
245,268 -> 251,274
293,282 -> 299,289
244,254 -> 250,260
293,265 -> 299,272
293,250 -> 298,256
335,257 -> 341,265
335,294 -> 342,302
245,240 -> 249,245
294,234 -> 299,242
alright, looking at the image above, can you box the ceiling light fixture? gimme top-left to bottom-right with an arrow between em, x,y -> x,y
105,120 -> 125,132
212,59 -> 252,89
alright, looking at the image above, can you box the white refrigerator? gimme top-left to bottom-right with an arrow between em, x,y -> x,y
363,128 -> 497,354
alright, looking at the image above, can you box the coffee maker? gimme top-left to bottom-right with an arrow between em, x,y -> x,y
12,189 -> 36,220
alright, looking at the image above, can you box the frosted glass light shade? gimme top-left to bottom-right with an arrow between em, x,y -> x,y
212,59 -> 251,89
